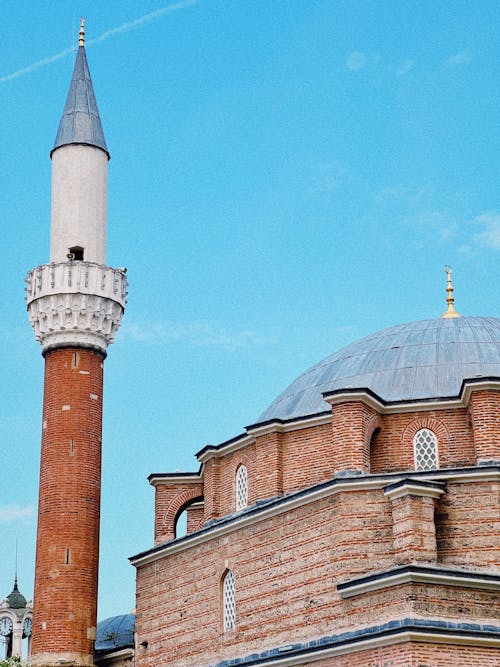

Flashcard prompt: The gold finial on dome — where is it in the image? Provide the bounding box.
[442,265,460,318]
[79,18,86,47]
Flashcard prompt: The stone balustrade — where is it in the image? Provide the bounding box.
[26,261,127,354]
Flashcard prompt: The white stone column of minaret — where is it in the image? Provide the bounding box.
[50,145,108,264]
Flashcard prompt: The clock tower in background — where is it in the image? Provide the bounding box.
[25,21,127,667]
[0,578,32,660]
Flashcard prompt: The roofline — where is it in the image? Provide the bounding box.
[130,465,500,567]
[337,563,500,598]
[323,377,500,413]
[94,647,134,658]
[194,378,500,464]
[196,413,333,463]
[189,619,500,666]
[148,472,201,487]
[50,141,110,160]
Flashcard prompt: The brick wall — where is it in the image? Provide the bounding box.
[468,390,500,464]
[281,423,337,492]
[264,643,500,666]
[371,408,475,473]
[331,401,379,473]
[154,482,203,544]
[199,403,478,526]
[186,503,205,534]
[32,347,104,663]
[389,494,439,564]
[436,480,500,567]
[136,479,499,667]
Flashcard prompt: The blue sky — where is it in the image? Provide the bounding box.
[1,0,499,621]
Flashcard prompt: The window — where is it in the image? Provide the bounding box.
[235,465,248,511]
[68,246,84,260]
[413,428,438,471]
[223,570,236,631]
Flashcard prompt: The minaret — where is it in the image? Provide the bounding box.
[25,21,127,667]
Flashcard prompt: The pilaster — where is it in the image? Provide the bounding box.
[468,389,500,465]
[254,431,283,500]
[330,401,379,475]
[384,478,445,565]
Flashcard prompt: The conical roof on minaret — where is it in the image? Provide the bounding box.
[51,43,109,158]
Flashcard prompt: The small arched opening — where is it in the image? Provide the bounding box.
[173,495,204,539]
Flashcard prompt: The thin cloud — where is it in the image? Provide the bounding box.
[0,504,34,522]
[1,0,199,83]
[437,226,457,242]
[346,51,367,71]
[473,213,500,249]
[397,59,415,77]
[122,321,274,350]
[445,52,471,67]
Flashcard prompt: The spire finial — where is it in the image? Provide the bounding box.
[79,18,86,47]
[442,265,460,318]
[15,537,18,586]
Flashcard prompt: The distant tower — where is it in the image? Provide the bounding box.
[0,578,32,660]
[25,20,127,667]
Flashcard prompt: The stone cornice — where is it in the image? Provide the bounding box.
[384,478,446,501]
[26,262,127,354]
[197,433,255,463]
[247,413,332,438]
[94,647,134,660]
[196,414,332,463]
[148,473,201,487]
[337,564,500,598]
[130,466,500,567]
[196,378,500,463]
[323,379,500,414]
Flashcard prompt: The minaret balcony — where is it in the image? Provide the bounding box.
[25,261,127,354]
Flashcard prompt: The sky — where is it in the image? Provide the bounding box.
[1,0,499,622]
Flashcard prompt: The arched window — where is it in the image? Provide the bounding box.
[413,428,438,471]
[235,465,248,511]
[222,570,236,631]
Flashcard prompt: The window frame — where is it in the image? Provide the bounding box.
[235,464,248,511]
[222,570,236,632]
[413,428,439,471]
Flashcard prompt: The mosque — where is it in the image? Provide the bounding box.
[131,302,500,667]
[2,21,499,667]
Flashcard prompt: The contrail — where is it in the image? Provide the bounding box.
[0,47,75,83]
[0,0,199,83]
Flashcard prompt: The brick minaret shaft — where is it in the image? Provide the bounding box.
[34,348,104,662]
[26,21,127,667]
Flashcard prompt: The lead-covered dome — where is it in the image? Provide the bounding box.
[6,580,26,609]
[95,614,135,652]
[258,316,500,422]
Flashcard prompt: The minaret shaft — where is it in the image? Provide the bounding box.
[31,348,103,666]
[51,145,108,264]
[27,30,126,667]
